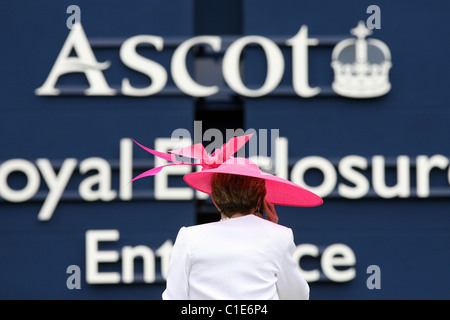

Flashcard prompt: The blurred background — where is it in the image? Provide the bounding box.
[0,0,448,299]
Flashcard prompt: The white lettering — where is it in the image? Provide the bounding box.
[86,230,121,284]
[84,231,358,285]
[120,35,167,96]
[294,243,357,283]
[291,156,337,197]
[154,138,193,200]
[34,23,394,99]
[321,243,356,282]
[85,230,173,284]
[338,155,370,199]
[122,245,155,283]
[416,155,449,197]
[293,243,320,282]
[286,26,321,97]
[79,157,116,202]
[35,23,115,96]
[120,138,133,200]
[2,137,450,220]
[0,159,40,202]
[372,155,410,198]
[275,136,288,179]
[155,240,173,280]
[171,36,221,97]
[37,158,77,221]
[223,36,284,97]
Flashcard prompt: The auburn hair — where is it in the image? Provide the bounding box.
[210,173,266,217]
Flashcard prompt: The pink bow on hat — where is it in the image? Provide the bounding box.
[130,133,254,183]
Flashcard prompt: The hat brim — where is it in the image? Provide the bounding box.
[183,165,323,207]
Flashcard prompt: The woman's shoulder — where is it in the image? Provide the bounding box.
[176,216,294,254]
[248,214,292,232]
[179,215,293,240]
[199,215,292,236]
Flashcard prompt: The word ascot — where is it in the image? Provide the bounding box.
[0,136,449,221]
[36,23,321,98]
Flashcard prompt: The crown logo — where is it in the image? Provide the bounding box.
[331,21,392,98]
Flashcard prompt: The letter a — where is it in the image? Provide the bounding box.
[66,265,81,289]
[366,265,381,289]
[366,5,381,30]
[66,5,81,30]
[35,23,115,96]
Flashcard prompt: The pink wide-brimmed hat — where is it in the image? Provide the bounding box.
[130,133,323,207]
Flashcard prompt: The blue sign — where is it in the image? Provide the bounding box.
[0,0,449,300]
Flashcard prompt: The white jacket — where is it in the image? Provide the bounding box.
[162,214,309,300]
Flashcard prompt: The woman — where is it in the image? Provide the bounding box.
[130,134,323,300]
